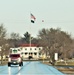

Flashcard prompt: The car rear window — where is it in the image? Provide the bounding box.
[10,54,20,57]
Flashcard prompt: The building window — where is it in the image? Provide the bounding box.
[25,53,27,55]
[34,52,37,55]
[39,48,41,50]
[21,52,23,54]
[31,53,33,55]
[18,49,20,51]
[25,48,27,50]
[30,48,32,50]
[29,53,33,55]
[39,53,41,55]
[35,48,36,50]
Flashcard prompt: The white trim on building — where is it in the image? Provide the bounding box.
[20,47,42,59]
[9,45,43,59]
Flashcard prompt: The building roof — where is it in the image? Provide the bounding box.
[19,44,39,47]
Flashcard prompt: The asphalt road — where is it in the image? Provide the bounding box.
[0,61,65,75]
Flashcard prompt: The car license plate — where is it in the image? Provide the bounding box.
[13,62,16,63]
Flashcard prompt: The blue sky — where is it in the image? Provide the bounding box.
[0,0,74,37]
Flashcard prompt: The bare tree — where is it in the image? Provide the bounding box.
[9,32,21,47]
[0,24,7,64]
[37,28,72,64]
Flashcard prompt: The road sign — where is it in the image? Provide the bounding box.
[54,53,58,60]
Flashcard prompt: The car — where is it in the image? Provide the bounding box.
[8,54,23,67]
[28,56,33,60]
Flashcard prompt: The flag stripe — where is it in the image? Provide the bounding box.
[31,13,36,20]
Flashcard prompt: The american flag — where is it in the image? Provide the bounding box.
[31,13,36,20]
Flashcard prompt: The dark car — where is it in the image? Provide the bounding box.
[28,56,33,60]
[8,54,23,67]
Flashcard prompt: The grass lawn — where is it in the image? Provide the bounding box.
[42,61,74,74]
[0,60,7,66]
[57,67,74,74]
[55,61,74,66]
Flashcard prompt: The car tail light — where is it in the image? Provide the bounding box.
[8,58,11,62]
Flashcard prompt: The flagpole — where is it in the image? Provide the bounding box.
[30,13,31,47]
[30,34,31,47]
[30,13,36,47]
